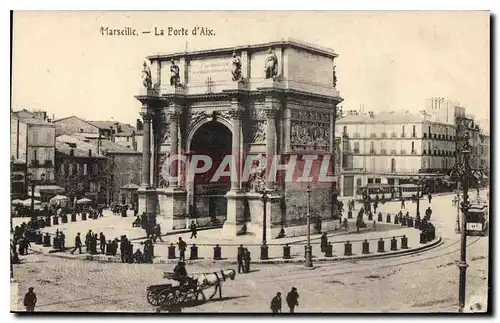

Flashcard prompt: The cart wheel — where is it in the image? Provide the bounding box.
[159,290,176,307]
[147,290,160,306]
[184,290,198,302]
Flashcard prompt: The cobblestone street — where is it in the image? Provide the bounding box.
[11,191,490,313]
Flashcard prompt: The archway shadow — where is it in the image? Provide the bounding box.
[181,295,248,309]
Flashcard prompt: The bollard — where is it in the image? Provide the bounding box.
[213,244,222,260]
[35,232,43,244]
[190,244,198,260]
[168,243,176,259]
[106,242,113,255]
[362,239,370,254]
[390,237,397,251]
[283,244,291,259]
[62,215,68,224]
[82,213,87,221]
[386,214,391,223]
[344,241,352,256]
[39,219,45,229]
[407,218,414,228]
[368,212,373,221]
[53,216,59,225]
[401,235,408,249]
[377,213,383,222]
[420,231,427,244]
[401,216,407,226]
[43,233,51,247]
[260,243,269,260]
[394,215,399,225]
[45,217,51,227]
[71,213,77,222]
[348,210,353,219]
[414,218,421,230]
[377,238,385,252]
[325,243,333,257]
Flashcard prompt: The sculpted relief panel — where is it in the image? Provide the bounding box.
[290,108,330,150]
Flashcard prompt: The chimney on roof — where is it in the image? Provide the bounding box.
[33,110,47,121]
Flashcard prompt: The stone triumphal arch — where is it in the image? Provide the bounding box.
[135,39,343,239]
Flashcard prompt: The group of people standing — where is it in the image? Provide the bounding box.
[236,245,252,274]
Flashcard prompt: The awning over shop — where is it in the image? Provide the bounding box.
[36,185,65,195]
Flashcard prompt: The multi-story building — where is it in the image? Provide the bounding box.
[53,116,143,152]
[336,109,456,197]
[11,109,58,200]
[478,130,490,176]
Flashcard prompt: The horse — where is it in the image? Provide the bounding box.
[194,269,236,300]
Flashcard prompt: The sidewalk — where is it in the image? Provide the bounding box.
[29,221,438,265]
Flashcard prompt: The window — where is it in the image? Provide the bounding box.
[32,130,39,144]
[428,126,431,135]
[401,126,405,137]
[83,164,88,176]
[391,158,396,173]
[411,142,415,153]
[412,125,416,137]
[428,142,431,151]
[356,178,362,187]
[367,178,374,184]
[370,141,375,152]
[354,142,360,153]
[375,178,381,184]
[343,126,347,134]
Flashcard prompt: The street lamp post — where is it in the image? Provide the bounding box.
[455,183,461,233]
[260,189,269,260]
[457,135,471,313]
[304,184,313,268]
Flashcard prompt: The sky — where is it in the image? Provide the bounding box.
[11,11,490,127]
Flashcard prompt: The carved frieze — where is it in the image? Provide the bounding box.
[290,109,330,123]
[252,120,267,143]
[291,120,330,148]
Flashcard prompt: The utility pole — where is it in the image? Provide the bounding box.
[304,184,313,268]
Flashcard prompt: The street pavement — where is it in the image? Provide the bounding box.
[11,189,489,313]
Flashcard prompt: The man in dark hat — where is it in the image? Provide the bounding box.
[71,233,82,254]
[99,232,106,254]
[270,292,282,314]
[237,244,245,274]
[59,231,66,252]
[172,261,188,286]
[286,287,299,313]
[23,287,37,312]
[190,221,198,239]
[243,248,251,273]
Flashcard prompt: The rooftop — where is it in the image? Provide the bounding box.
[56,134,137,157]
[147,38,338,61]
[338,110,431,124]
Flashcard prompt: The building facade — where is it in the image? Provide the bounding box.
[136,39,342,238]
[11,110,57,199]
[336,110,456,197]
[55,135,108,205]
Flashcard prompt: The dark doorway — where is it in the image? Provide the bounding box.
[190,121,232,219]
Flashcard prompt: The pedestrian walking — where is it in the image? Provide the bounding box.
[286,287,299,313]
[23,287,37,312]
[237,244,245,274]
[320,232,327,252]
[178,237,187,261]
[243,248,251,273]
[190,221,197,239]
[59,231,66,252]
[155,224,163,242]
[270,292,282,314]
[401,198,406,209]
[71,233,82,254]
[85,230,92,253]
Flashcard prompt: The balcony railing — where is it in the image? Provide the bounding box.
[390,149,397,155]
[381,132,387,138]
[381,149,387,154]
[370,133,377,138]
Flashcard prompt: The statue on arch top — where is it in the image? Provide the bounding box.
[142,61,152,90]
[170,58,180,87]
[231,51,243,82]
[264,48,278,79]
[333,64,338,88]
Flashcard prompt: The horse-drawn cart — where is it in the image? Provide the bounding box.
[146,273,199,308]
